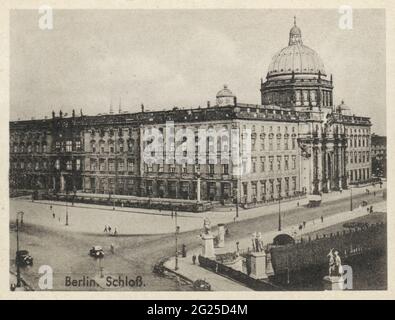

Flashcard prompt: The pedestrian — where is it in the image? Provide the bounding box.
[321,216,324,223]
[114,227,118,236]
[110,243,114,254]
[297,201,299,207]
[299,224,303,231]
[104,225,108,233]
[52,212,55,219]
[192,254,196,265]
[303,221,306,228]
[108,226,112,233]
[370,206,373,214]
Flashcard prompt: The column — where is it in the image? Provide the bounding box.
[197,176,201,202]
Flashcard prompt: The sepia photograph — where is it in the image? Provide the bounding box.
[7,7,387,293]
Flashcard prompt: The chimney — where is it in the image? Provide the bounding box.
[141,104,145,113]
[59,110,63,118]
[207,101,210,108]
[72,109,75,118]
[233,96,237,106]
[118,97,122,114]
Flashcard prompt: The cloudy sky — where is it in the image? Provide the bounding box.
[10,9,386,134]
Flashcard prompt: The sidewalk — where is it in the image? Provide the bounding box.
[163,256,253,291]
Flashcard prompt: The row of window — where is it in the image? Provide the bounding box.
[348,136,370,148]
[11,141,83,153]
[251,155,297,173]
[251,135,297,151]
[243,176,298,199]
[11,159,82,171]
[347,151,370,164]
[349,168,370,181]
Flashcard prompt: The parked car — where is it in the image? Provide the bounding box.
[16,250,33,267]
[89,246,104,258]
[193,279,211,291]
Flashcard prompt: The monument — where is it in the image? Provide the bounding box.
[217,224,225,248]
[247,232,268,280]
[323,248,346,290]
[201,217,215,258]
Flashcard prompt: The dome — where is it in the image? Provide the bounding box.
[267,18,326,77]
[216,85,235,98]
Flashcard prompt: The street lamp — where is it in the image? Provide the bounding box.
[65,191,69,226]
[15,211,24,288]
[174,210,180,271]
[278,196,282,231]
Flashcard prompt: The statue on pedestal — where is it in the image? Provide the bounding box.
[328,248,343,277]
[203,217,211,235]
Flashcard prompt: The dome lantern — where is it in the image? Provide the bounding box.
[216,85,236,107]
[289,16,302,45]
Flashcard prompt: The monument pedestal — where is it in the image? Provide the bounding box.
[201,233,215,259]
[217,224,225,248]
[323,276,346,291]
[248,251,268,280]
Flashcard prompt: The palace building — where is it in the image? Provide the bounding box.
[9,20,372,204]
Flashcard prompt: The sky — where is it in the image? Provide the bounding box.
[10,9,386,135]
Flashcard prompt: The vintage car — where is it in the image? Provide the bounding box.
[89,246,104,258]
[307,194,322,208]
[193,279,211,291]
[16,250,33,267]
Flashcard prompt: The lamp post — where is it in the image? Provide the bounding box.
[350,187,353,211]
[15,211,24,288]
[65,192,69,226]
[174,210,179,271]
[278,196,282,231]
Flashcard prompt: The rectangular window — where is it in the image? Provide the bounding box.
[292,155,296,170]
[108,160,115,171]
[90,159,97,171]
[66,160,72,170]
[100,159,106,171]
[277,156,282,171]
[118,160,124,171]
[209,164,215,175]
[222,164,229,175]
[75,141,81,151]
[76,159,81,170]
[284,156,289,171]
[260,156,265,172]
[66,140,72,152]
[127,159,134,172]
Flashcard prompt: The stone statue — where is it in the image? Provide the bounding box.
[328,248,343,277]
[203,217,211,235]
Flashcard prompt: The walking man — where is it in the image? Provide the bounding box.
[104,225,108,233]
[192,254,196,265]
[321,215,324,223]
